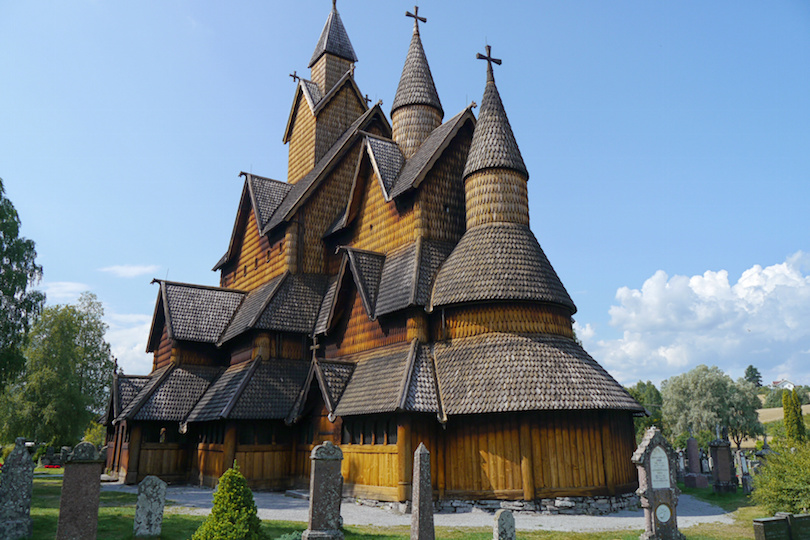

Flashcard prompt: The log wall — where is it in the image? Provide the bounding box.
[153,325,172,371]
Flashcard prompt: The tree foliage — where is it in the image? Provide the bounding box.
[0,179,45,390]
[192,464,267,540]
[661,365,763,447]
[744,365,762,387]
[765,387,810,408]
[784,388,807,444]
[753,442,810,514]
[0,293,114,445]
[627,380,664,441]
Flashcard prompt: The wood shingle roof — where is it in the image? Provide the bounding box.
[308,3,357,68]
[391,20,443,117]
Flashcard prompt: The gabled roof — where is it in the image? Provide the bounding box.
[218,275,287,345]
[314,274,340,336]
[434,333,645,416]
[308,2,357,68]
[186,357,310,423]
[282,71,368,144]
[147,281,246,351]
[375,237,454,318]
[463,59,528,180]
[213,174,291,272]
[316,359,355,412]
[269,104,390,235]
[365,135,404,200]
[430,223,576,314]
[105,373,150,425]
[333,339,425,417]
[389,107,475,199]
[117,364,222,423]
[342,247,385,319]
[391,18,442,117]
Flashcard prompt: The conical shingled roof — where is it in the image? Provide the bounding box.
[430,223,576,314]
[462,58,527,180]
[308,2,358,68]
[390,20,443,117]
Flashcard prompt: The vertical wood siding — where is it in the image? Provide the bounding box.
[435,304,574,341]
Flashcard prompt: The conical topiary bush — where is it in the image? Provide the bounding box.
[192,463,267,540]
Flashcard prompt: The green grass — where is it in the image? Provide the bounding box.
[28,477,773,540]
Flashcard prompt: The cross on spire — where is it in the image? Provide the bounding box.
[289,70,300,83]
[406,6,426,33]
[476,44,502,82]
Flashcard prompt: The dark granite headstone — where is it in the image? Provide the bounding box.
[709,437,736,494]
[632,427,685,540]
[753,516,790,540]
[0,437,35,539]
[302,441,343,540]
[686,437,700,474]
[56,442,104,540]
[411,443,434,540]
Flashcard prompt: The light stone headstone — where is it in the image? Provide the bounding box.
[56,442,104,540]
[411,443,434,540]
[303,441,344,540]
[0,437,35,539]
[632,427,685,540]
[493,509,515,540]
[133,475,167,538]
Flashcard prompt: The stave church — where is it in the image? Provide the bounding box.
[103,2,644,504]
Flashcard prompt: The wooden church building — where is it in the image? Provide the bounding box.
[105,3,644,503]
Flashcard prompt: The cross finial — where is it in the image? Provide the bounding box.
[332,0,337,10]
[405,6,426,33]
[289,70,300,83]
[476,44,502,83]
[364,94,371,105]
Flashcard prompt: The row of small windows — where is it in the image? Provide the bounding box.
[341,418,397,445]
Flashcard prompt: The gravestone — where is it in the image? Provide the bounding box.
[133,475,167,538]
[0,437,35,539]
[56,442,105,540]
[676,450,686,482]
[709,433,736,494]
[302,441,343,540]
[411,443,434,540]
[493,509,515,540]
[632,427,685,540]
[683,437,709,489]
[753,516,790,540]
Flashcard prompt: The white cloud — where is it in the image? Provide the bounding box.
[583,251,810,387]
[105,312,153,375]
[99,265,160,278]
[42,281,89,303]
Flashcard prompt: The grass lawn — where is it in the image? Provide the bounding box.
[28,476,770,540]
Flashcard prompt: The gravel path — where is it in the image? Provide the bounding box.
[102,483,735,532]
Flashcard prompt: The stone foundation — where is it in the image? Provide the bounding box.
[345,492,640,516]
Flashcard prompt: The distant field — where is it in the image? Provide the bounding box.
[757,404,810,424]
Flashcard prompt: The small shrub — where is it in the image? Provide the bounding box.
[753,442,810,514]
[192,463,266,540]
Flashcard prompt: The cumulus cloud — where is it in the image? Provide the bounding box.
[105,312,153,375]
[99,265,160,278]
[42,281,89,303]
[584,252,810,387]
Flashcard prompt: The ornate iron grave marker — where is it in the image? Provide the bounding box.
[632,427,685,540]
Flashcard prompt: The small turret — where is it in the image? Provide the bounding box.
[309,0,357,94]
[462,46,529,229]
[391,6,443,159]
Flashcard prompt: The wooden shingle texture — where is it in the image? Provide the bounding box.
[186,360,254,423]
[308,3,357,67]
[434,333,645,416]
[255,273,330,334]
[390,23,442,117]
[163,282,245,343]
[131,365,222,422]
[219,275,285,345]
[229,359,310,419]
[430,223,575,313]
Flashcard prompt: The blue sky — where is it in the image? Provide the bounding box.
[2,1,809,387]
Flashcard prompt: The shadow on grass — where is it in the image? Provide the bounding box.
[677,482,753,513]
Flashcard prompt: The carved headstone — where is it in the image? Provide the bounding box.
[709,435,736,494]
[0,437,35,539]
[686,437,700,474]
[133,475,167,538]
[303,441,343,540]
[493,509,515,540]
[632,427,685,540]
[56,442,104,540]
[411,443,434,540]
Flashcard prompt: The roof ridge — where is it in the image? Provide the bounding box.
[152,279,246,295]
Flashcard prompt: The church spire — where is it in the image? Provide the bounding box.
[390,6,443,158]
[308,1,358,93]
[462,45,527,181]
[462,45,530,229]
